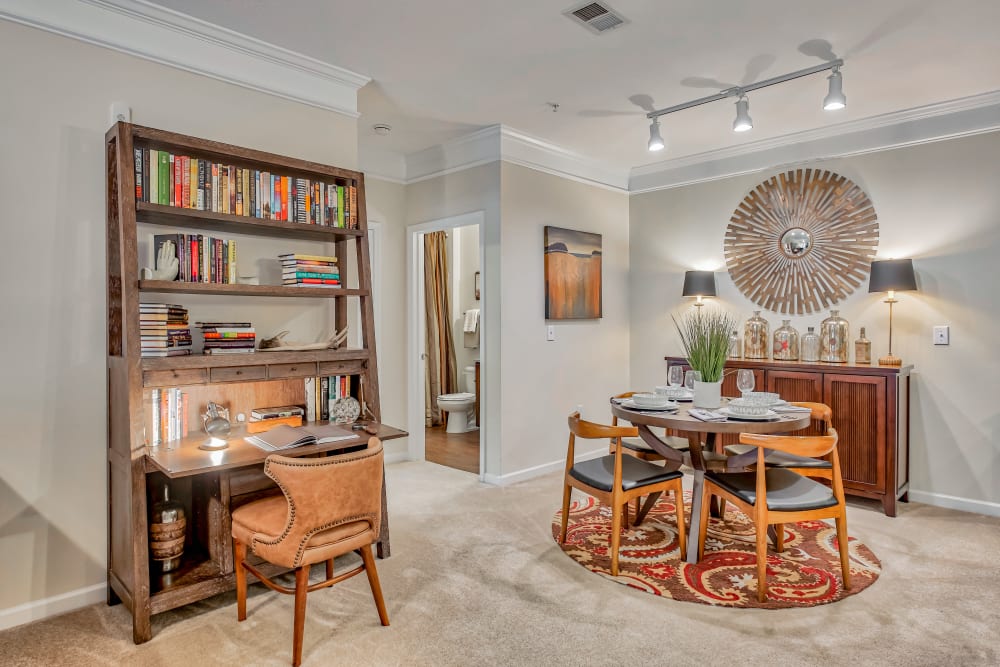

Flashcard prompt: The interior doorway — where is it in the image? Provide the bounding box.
[407,212,485,477]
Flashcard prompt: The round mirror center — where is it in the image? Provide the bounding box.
[780,227,813,258]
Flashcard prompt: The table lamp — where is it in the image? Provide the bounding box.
[682,270,717,308]
[868,259,917,366]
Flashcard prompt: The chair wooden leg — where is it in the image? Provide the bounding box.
[610,500,623,577]
[292,566,310,667]
[697,487,711,561]
[622,501,631,529]
[718,498,727,520]
[234,540,247,622]
[756,523,769,603]
[559,484,572,544]
[673,486,686,557]
[835,514,852,590]
[325,558,334,580]
[359,544,390,626]
[775,523,785,552]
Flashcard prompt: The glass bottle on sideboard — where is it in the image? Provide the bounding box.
[855,326,872,364]
[801,326,821,362]
[773,320,800,361]
[744,311,770,359]
[820,309,850,363]
[728,330,742,360]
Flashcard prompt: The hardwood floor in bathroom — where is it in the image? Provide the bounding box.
[425,426,479,474]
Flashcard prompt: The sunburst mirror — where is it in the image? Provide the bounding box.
[724,169,879,315]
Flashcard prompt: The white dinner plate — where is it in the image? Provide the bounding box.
[718,407,779,421]
[621,399,679,411]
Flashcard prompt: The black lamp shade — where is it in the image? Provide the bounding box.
[868,259,917,293]
[682,270,717,298]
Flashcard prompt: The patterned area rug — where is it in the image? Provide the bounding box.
[552,494,881,609]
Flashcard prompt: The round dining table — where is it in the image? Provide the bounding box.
[610,397,811,564]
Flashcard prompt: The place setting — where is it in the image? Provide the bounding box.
[614,391,679,414]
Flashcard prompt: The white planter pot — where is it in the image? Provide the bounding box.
[692,380,723,409]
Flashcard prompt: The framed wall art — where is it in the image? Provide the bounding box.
[544,226,602,319]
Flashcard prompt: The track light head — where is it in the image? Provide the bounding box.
[648,118,665,152]
[824,67,846,110]
[732,95,753,132]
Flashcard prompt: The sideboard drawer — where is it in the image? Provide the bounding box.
[143,368,208,387]
[318,360,366,376]
[268,362,318,379]
[209,365,266,383]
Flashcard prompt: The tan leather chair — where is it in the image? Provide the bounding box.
[232,438,389,666]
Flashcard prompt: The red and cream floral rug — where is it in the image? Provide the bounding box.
[552,494,881,609]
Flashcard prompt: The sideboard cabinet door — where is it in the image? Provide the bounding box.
[824,373,887,494]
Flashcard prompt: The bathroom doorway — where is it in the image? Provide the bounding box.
[407,212,485,477]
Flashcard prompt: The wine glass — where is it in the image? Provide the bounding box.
[736,369,755,398]
[668,365,684,388]
[684,370,701,392]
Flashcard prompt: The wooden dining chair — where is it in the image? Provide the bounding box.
[231,438,389,666]
[560,411,686,576]
[697,429,851,602]
[725,402,835,481]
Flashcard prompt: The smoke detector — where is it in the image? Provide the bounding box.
[372,123,392,136]
[564,2,628,34]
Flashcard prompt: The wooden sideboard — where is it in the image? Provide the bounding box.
[665,356,911,516]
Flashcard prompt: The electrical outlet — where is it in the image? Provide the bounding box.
[109,101,131,125]
[547,325,556,341]
[933,325,950,345]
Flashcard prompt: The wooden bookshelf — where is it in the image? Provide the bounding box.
[106,122,402,644]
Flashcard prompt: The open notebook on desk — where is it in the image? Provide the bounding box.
[245,423,355,452]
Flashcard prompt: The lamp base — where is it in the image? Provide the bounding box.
[878,354,903,367]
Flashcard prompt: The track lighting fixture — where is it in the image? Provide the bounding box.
[648,118,665,152]
[644,58,846,152]
[732,95,753,132]
[823,66,846,110]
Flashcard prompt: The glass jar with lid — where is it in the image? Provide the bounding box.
[744,311,770,359]
[801,326,821,362]
[773,320,800,361]
[820,309,850,363]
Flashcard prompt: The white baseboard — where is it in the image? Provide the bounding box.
[907,489,1000,518]
[0,582,106,632]
[482,446,607,486]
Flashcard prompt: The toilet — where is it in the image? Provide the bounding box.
[437,366,477,433]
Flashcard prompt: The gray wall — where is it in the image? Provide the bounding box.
[629,131,1000,511]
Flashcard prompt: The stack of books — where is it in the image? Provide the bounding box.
[279,253,340,287]
[152,233,237,284]
[140,304,192,357]
[148,387,188,445]
[134,148,359,228]
[198,322,256,354]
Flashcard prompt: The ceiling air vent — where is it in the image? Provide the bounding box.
[564,1,628,34]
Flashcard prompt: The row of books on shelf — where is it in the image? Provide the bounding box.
[148,387,188,445]
[305,375,354,423]
[198,322,256,355]
[153,234,237,284]
[280,253,340,287]
[134,148,359,228]
[141,304,192,358]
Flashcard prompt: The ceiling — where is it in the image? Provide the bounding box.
[151,0,1000,172]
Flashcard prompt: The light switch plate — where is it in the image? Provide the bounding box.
[546,325,556,341]
[933,325,950,345]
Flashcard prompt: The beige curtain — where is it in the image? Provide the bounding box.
[424,231,458,427]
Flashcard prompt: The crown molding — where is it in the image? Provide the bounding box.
[629,90,1000,193]
[402,124,629,191]
[359,147,407,184]
[0,0,370,117]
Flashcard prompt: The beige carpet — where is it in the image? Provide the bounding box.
[2,461,999,666]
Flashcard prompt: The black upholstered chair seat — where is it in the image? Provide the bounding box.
[622,437,689,454]
[570,455,683,492]
[704,468,838,511]
[724,444,833,469]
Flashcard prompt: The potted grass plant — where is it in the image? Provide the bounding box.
[672,309,740,408]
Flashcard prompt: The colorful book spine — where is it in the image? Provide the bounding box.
[134,148,143,201]
[149,149,158,205]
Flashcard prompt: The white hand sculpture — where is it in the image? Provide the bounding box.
[152,240,179,280]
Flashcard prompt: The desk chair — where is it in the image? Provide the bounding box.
[231,438,389,666]
[560,412,686,576]
[697,429,851,602]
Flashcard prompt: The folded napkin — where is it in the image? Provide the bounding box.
[689,409,727,422]
[774,405,812,413]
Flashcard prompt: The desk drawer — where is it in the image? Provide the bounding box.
[268,362,318,379]
[209,365,266,383]
[318,360,365,376]
[143,368,208,387]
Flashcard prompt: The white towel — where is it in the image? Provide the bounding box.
[463,309,480,333]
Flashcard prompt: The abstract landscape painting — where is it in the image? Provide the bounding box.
[544,226,602,319]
